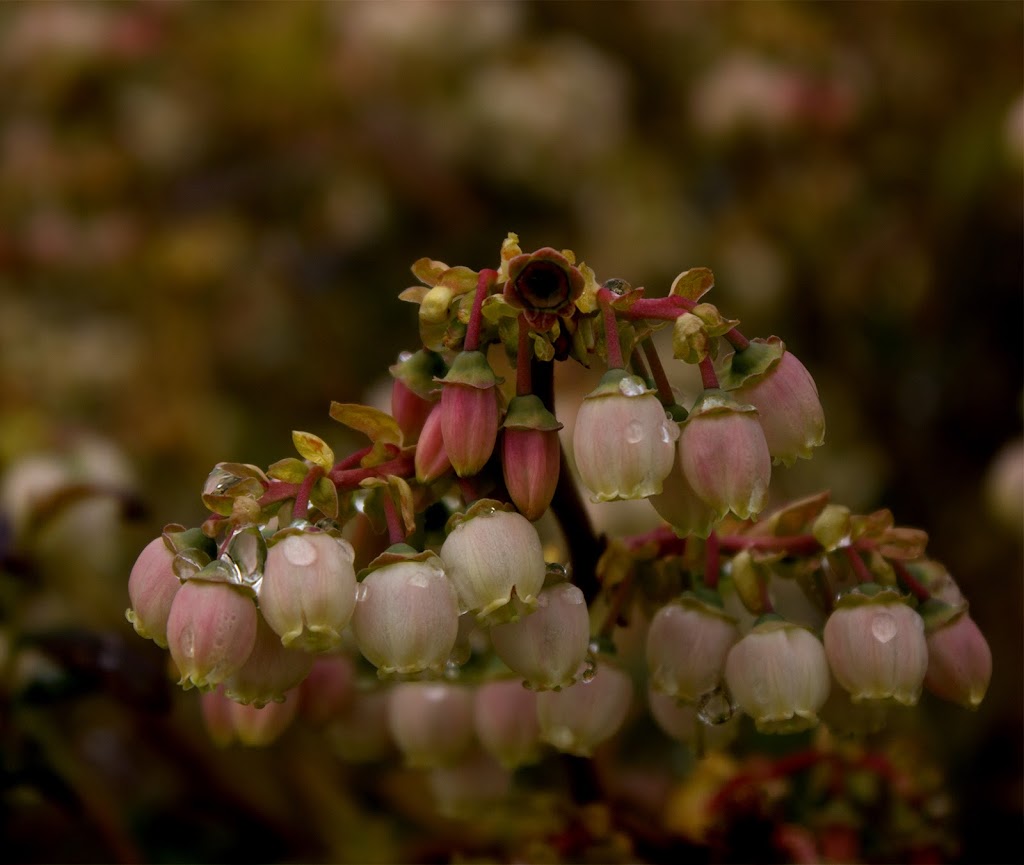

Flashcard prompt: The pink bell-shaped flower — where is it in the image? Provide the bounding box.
[490,582,590,690]
[126,535,181,648]
[725,337,825,467]
[678,389,771,521]
[387,681,476,768]
[501,394,562,521]
[223,613,314,707]
[414,401,453,484]
[724,617,830,733]
[649,456,718,539]
[351,546,459,677]
[439,500,546,622]
[572,369,678,502]
[473,678,543,769]
[439,350,501,477]
[166,578,258,691]
[647,686,740,750]
[298,652,357,726]
[536,662,633,756]
[259,529,357,652]
[390,349,445,444]
[646,594,740,702]
[823,587,928,707]
[922,605,991,709]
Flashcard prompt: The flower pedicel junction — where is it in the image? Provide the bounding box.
[126,233,991,841]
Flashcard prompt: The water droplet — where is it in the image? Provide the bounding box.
[354,583,368,603]
[871,612,898,643]
[618,376,646,398]
[697,687,735,725]
[179,625,196,660]
[625,421,644,444]
[408,573,430,589]
[282,535,317,567]
[660,420,680,444]
[579,666,596,684]
[444,659,462,679]
[398,350,414,363]
[545,562,568,580]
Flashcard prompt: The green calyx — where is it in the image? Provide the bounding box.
[686,388,757,419]
[437,349,501,390]
[502,394,563,432]
[162,524,216,559]
[443,497,516,534]
[677,588,737,623]
[585,367,652,400]
[717,336,786,391]
[390,349,447,399]
[917,597,969,631]
[357,544,441,581]
[833,583,914,608]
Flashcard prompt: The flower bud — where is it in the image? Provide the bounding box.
[923,610,991,709]
[646,595,740,702]
[259,530,357,652]
[473,679,543,768]
[387,681,475,768]
[501,394,562,521]
[572,370,677,502]
[414,402,452,484]
[439,501,546,622]
[537,662,633,756]
[126,536,181,648]
[298,652,357,726]
[728,338,825,467]
[647,686,740,750]
[166,579,258,691]
[391,378,435,444]
[490,582,590,690]
[223,613,314,707]
[351,549,459,676]
[390,349,446,444]
[823,588,928,706]
[439,350,500,477]
[678,390,771,521]
[724,618,830,733]
[229,693,299,747]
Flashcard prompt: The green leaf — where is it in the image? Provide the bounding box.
[691,302,740,338]
[292,431,335,470]
[267,457,310,483]
[812,504,852,552]
[309,476,339,520]
[672,312,710,364]
[669,267,715,301]
[438,265,479,294]
[398,286,428,304]
[328,402,404,465]
[411,257,449,286]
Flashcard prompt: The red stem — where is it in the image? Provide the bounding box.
[382,493,405,545]
[463,269,497,352]
[724,327,750,351]
[641,338,676,407]
[516,313,532,396]
[891,559,932,602]
[598,288,625,369]
[334,445,373,472]
[698,355,720,390]
[842,545,875,584]
[293,465,324,517]
[328,452,415,488]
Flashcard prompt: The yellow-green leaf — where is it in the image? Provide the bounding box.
[309,476,339,519]
[267,457,310,483]
[328,402,403,465]
[292,431,334,470]
[399,286,429,304]
[411,257,448,286]
[672,312,709,364]
[669,267,715,301]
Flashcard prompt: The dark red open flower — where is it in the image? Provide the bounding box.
[504,247,585,331]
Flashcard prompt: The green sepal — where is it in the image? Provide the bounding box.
[161,524,216,559]
[669,266,715,302]
[444,497,515,535]
[309,476,339,520]
[750,612,789,629]
[812,504,852,552]
[584,367,652,400]
[717,336,786,391]
[410,257,449,287]
[691,302,739,338]
[917,597,969,632]
[201,462,269,516]
[730,548,768,615]
[502,394,563,432]
[673,312,713,365]
[833,583,914,608]
[761,490,831,537]
[357,544,441,582]
[267,457,310,484]
[328,402,404,466]
[677,588,737,623]
[686,388,757,419]
[172,547,211,582]
[437,350,501,390]
[389,349,447,400]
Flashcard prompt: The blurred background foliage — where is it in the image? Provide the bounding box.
[0,1,1020,863]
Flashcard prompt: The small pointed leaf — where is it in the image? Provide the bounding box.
[669,267,715,302]
[267,457,310,483]
[292,431,335,470]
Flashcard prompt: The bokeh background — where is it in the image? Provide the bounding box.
[0,2,1020,863]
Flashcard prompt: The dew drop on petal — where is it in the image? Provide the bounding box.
[545,562,568,580]
[398,351,414,363]
[408,573,430,589]
[625,421,644,444]
[618,376,646,397]
[354,583,368,603]
[579,666,596,684]
[697,687,735,726]
[282,535,317,567]
[871,612,898,643]
[660,421,680,444]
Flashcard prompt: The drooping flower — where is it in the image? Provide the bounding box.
[500,394,562,521]
[223,613,314,707]
[473,679,543,769]
[572,369,678,502]
[504,246,585,332]
[414,401,453,484]
[438,350,501,477]
[536,662,633,757]
[126,535,181,648]
[387,681,476,768]
[823,586,928,706]
[921,604,991,709]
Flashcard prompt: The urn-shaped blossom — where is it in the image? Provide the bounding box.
[414,402,452,484]
[490,582,590,690]
[503,246,585,331]
[646,594,740,702]
[166,579,258,691]
[439,350,501,477]
[823,587,928,706]
[724,617,830,733]
[647,686,740,750]
[536,662,633,756]
[501,394,562,521]
[649,456,718,540]
[223,613,314,707]
[474,678,543,768]
[726,337,825,467]
[922,605,992,709]
[439,501,546,622]
[201,688,300,748]
[678,389,771,521]
[260,530,357,652]
[572,369,677,502]
[387,682,476,768]
[126,535,182,648]
[298,652,357,726]
[351,547,460,676]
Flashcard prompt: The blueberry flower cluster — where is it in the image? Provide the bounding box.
[126,233,990,800]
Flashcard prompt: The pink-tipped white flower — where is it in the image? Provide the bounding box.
[351,548,459,676]
[166,579,258,691]
[536,662,633,756]
[572,369,678,502]
[490,582,590,690]
[649,457,718,539]
[646,595,740,702]
[298,652,357,726]
[647,686,740,750]
[923,609,991,709]
[724,618,830,733]
[678,389,771,521]
[474,679,543,768]
[387,682,475,768]
[259,530,357,652]
[501,394,562,521]
[823,588,928,706]
[729,338,825,467]
[439,501,546,622]
[126,536,181,648]
[223,613,314,707]
[439,350,501,477]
